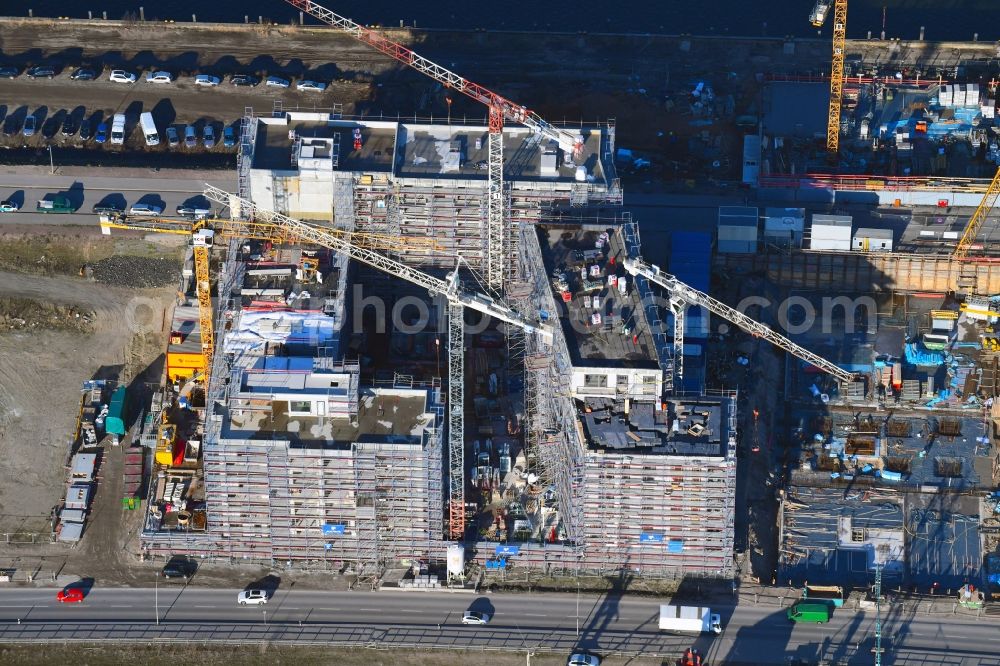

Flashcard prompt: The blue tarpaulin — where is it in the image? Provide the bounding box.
[904,343,945,366]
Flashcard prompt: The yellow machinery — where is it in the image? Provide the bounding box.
[100,214,442,385]
[155,422,178,466]
[953,166,1000,260]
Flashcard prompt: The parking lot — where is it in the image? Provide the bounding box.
[0,64,370,155]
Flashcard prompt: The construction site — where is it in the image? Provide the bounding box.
[75,0,998,595]
[4,3,1000,623]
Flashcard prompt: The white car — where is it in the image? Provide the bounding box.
[128,203,163,216]
[146,71,173,83]
[461,610,490,625]
[567,655,601,666]
[194,74,221,87]
[265,76,290,88]
[296,80,327,92]
[237,589,269,606]
[109,70,137,84]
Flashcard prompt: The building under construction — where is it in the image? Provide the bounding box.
[137,109,738,580]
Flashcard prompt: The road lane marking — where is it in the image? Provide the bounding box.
[358,608,380,611]
[522,613,548,617]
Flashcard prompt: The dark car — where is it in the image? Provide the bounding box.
[60,115,77,137]
[230,74,259,87]
[0,67,18,79]
[92,201,125,215]
[69,68,96,81]
[26,66,56,79]
[79,120,93,141]
[161,557,196,580]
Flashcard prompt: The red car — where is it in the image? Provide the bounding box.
[56,587,85,603]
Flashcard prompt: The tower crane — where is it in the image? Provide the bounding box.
[282,0,582,293]
[953,165,1000,260]
[202,185,554,541]
[98,214,445,386]
[810,0,848,156]
[622,258,856,385]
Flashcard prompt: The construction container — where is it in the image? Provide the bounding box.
[105,386,127,436]
[763,207,805,249]
[810,214,852,251]
[717,206,759,254]
[742,135,761,187]
[852,227,893,252]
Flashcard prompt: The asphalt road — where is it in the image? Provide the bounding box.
[0,587,996,665]
[0,172,234,225]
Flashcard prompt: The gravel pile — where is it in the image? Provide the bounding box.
[91,256,181,289]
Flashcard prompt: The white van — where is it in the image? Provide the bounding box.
[139,112,159,146]
[110,113,126,145]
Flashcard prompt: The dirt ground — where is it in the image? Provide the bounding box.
[0,228,179,538]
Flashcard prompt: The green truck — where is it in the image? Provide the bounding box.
[36,196,75,213]
[787,602,832,624]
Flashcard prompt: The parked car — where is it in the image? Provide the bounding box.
[79,121,93,142]
[203,125,216,149]
[177,205,211,219]
[128,203,163,216]
[92,202,125,215]
[296,80,327,92]
[26,66,56,79]
[145,71,173,84]
[461,611,490,625]
[108,69,136,84]
[237,589,268,606]
[36,196,75,213]
[94,122,108,144]
[60,115,77,137]
[223,126,236,148]
[0,200,19,213]
[161,556,196,580]
[194,74,221,87]
[230,74,259,87]
[56,587,85,603]
[265,76,290,88]
[567,654,601,666]
[22,115,36,137]
[165,126,179,147]
[183,125,197,149]
[0,67,19,79]
[69,68,96,81]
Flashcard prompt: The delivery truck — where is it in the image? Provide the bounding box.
[787,601,832,623]
[658,605,722,634]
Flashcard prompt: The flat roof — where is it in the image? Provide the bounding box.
[582,396,732,457]
[396,124,603,183]
[812,214,853,226]
[222,387,435,446]
[718,206,759,226]
[537,226,659,367]
[855,227,893,239]
[253,118,396,173]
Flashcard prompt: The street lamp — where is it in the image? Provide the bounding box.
[48,145,54,175]
[154,572,159,625]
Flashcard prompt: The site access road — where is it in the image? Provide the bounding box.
[0,588,995,665]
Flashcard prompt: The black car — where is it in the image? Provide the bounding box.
[60,116,76,137]
[0,67,18,79]
[26,66,56,79]
[230,74,259,87]
[160,557,196,580]
[79,121,92,141]
[69,68,96,81]
[92,202,125,215]
[2,118,18,136]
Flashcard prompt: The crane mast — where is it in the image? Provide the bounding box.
[623,258,856,385]
[201,185,554,340]
[825,0,848,155]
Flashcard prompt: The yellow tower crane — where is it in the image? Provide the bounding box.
[810,1,848,156]
[953,166,1000,260]
[99,214,442,385]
